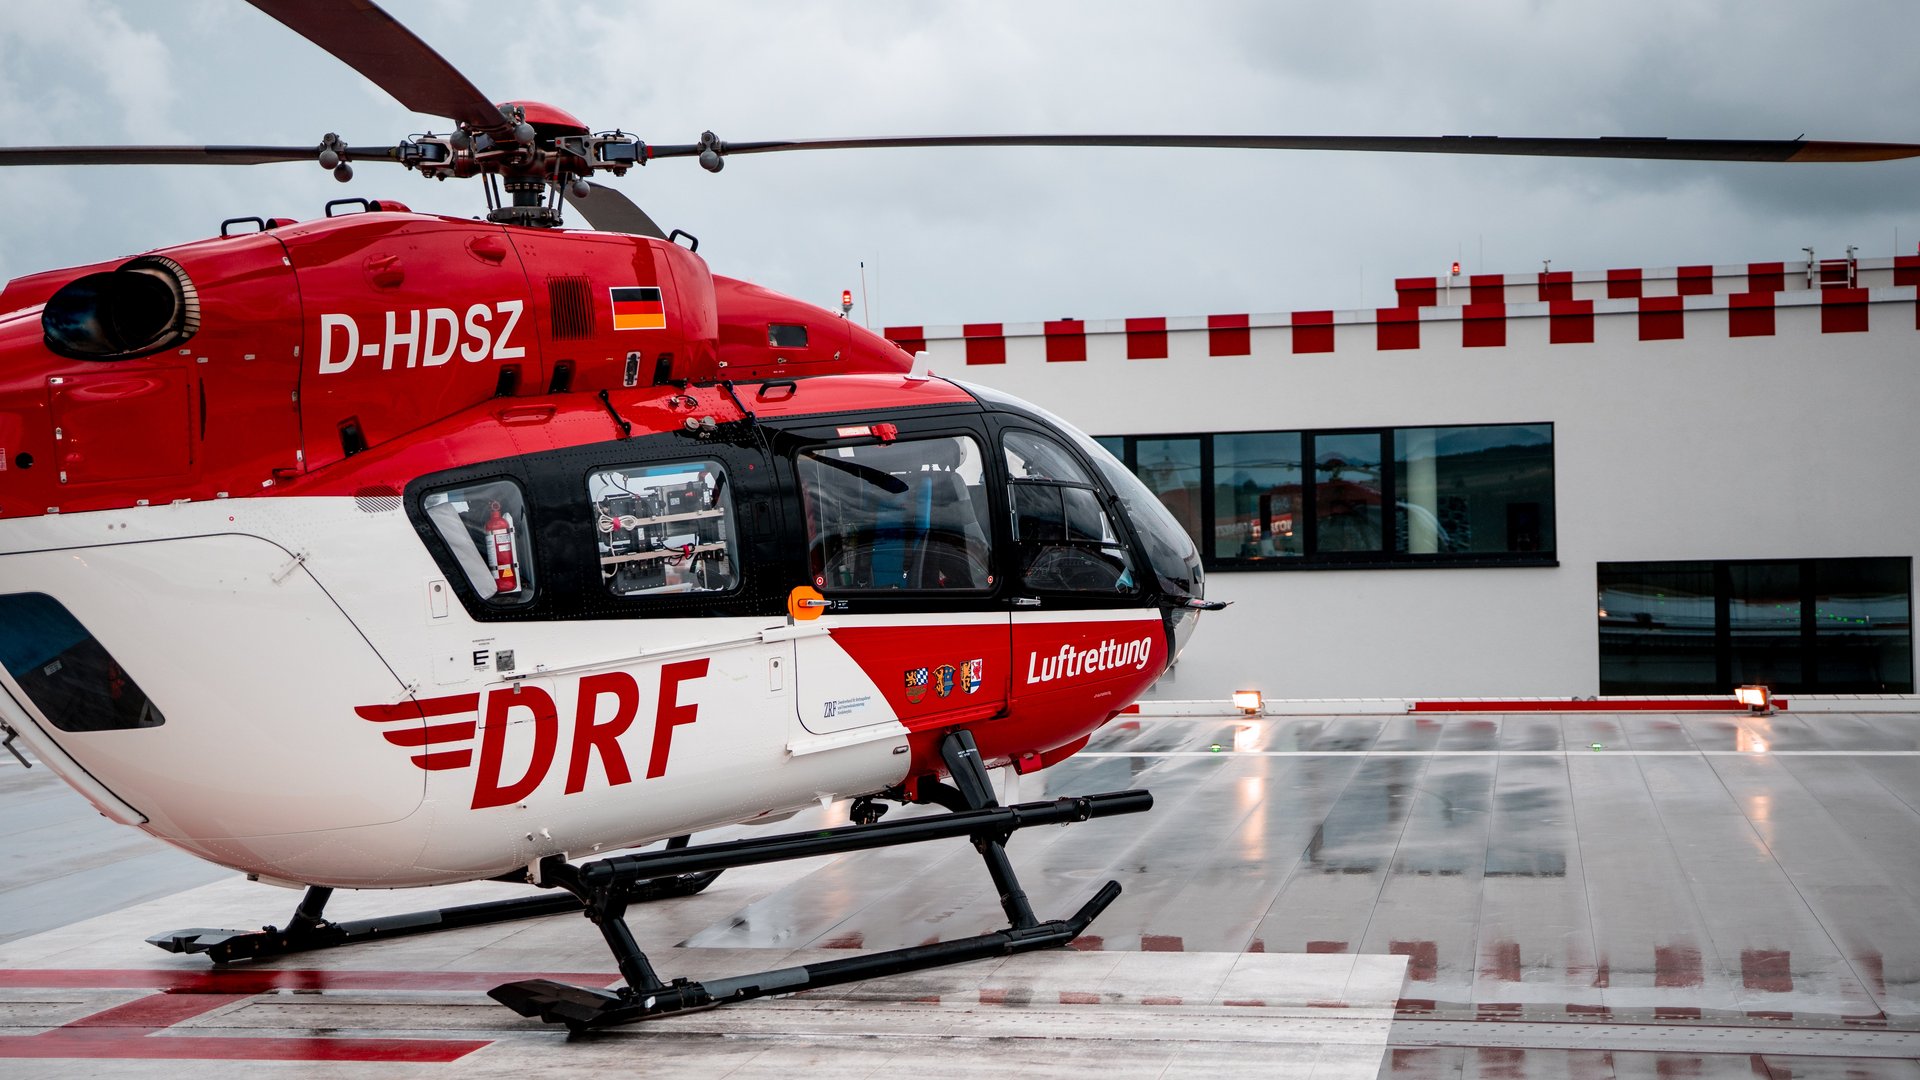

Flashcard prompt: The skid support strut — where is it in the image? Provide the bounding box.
[492,732,1151,1031]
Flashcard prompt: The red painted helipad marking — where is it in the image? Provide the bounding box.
[1411,699,1788,713]
[0,968,613,992]
[5,1031,489,1063]
[0,969,617,1063]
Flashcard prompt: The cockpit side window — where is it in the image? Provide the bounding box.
[1004,430,1136,595]
[589,461,739,597]
[422,478,537,606]
[797,434,992,592]
[0,593,165,732]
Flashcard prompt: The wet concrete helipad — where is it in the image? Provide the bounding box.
[4,704,1920,1077]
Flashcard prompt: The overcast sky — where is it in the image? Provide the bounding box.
[3,1,1918,327]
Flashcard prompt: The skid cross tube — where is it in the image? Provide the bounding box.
[579,790,1150,887]
[494,781,1153,1030]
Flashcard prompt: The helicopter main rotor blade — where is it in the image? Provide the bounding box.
[651,133,1920,165]
[243,0,507,134]
[0,145,399,167]
[563,181,667,239]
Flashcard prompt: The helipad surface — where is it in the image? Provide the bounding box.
[4,705,1920,1077]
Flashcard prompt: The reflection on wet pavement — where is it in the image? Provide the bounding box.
[684,708,1920,1074]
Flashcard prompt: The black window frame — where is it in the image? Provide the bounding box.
[1100,422,1558,571]
[405,433,789,623]
[1598,556,1914,694]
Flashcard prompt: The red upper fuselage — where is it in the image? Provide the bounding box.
[0,208,913,519]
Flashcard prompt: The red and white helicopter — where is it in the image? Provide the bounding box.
[0,0,1913,1033]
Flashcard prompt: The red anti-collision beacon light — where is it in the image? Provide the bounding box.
[840,289,854,315]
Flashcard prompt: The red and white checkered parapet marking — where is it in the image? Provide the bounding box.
[884,255,1920,362]
[1392,255,1920,306]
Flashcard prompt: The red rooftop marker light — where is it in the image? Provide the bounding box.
[1450,261,1462,277]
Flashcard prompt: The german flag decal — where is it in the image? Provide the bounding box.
[610,286,666,330]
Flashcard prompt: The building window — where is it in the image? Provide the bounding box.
[1314,432,1384,555]
[1133,437,1204,552]
[1103,423,1554,570]
[589,461,738,597]
[1215,432,1303,560]
[1598,557,1913,694]
[1394,425,1553,555]
[421,479,537,605]
[798,434,992,592]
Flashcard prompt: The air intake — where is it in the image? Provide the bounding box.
[42,256,199,361]
[547,276,595,340]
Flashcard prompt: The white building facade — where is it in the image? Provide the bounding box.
[887,255,1920,701]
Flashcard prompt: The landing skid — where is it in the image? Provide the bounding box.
[491,731,1152,1031]
[146,730,1152,1031]
[147,835,719,965]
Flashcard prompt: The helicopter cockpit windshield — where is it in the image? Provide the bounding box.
[960,381,1210,658]
[963,385,1202,596]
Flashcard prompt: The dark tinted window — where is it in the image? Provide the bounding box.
[0,593,165,732]
[1597,562,1717,694]
[1313,433,1384,555]
[1101,423,1555,570]
[1216,432,1303,560]
[1394,425,1553,555]
[768,323,808,348]
[1599,557,1912,694]
[1815,558,1914,690]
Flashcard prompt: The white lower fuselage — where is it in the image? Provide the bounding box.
[0,497,1163,887]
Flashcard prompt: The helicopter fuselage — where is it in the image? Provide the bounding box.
[0,209,1206,889]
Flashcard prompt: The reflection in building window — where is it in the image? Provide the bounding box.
[590,462,738,597]
[1598,557,1912,693]
[1314,433,1384,554]
[1101,423,1555,570]
[1134,437,1204,552]
[1394,425,1553,555]
[799,435,991,591]
[422,479,536,605]
[0,593,165,732]
[1216,432,1303,560]
[1005,430,1135,594]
